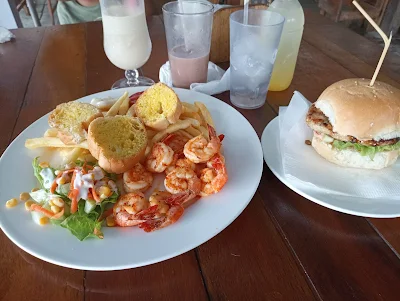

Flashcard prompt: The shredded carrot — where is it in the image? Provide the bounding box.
[70,171,76,191]
[52,208,65,220]
[69,189,79,214]
[99,208,113,222]
[93,228,104,239]
[30,204,54,218]
[91,188,101,203]
[50,181,58,194]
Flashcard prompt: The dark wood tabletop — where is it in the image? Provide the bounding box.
[1,9,400,301]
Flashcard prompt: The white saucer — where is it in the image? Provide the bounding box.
[262,117,400,218]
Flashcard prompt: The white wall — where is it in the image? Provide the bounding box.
[0,0,22,29]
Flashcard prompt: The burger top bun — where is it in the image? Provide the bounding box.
[315,78,400,141]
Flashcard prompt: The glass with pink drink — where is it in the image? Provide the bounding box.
[163,1,213,89]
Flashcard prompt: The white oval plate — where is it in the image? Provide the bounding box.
[0,87,263,270]
[262,117,400,218]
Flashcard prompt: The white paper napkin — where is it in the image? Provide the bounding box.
[280,92,400,200]
[0,27,15,43]
[159,61,230,95]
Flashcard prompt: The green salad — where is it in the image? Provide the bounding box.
[28,157,119,240]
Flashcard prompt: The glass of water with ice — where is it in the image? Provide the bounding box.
[230,9,284,109]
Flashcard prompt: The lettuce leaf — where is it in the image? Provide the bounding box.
[32,157,44,189]
[100,192,118,215]
[60,201,103,241]
[333,140,400,159]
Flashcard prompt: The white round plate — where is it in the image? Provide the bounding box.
[262,117,400,218]
[0,87,263,270]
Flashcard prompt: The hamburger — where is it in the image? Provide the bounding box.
[306,78,400,169]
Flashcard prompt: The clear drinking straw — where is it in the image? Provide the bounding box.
[178,0,189,51]
[243,0,249,25]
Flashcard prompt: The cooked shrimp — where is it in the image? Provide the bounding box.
[139,191,194,232]
[199,153,228,196]
[113,192,155,227]
[140,205,184,232]
[164,167,201,195]
[163,133,190,155]
[149,190,172,214]
[183,124,221,163]
[165,157,196,175]
[123,163,153,193]
[145,142,175,173]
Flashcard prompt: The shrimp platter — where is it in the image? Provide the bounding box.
[113,124,228,232]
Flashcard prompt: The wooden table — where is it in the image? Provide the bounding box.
[1,10,400,301]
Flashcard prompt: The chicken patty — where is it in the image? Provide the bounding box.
[306,104,399,147]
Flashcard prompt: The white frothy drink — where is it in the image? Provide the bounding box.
[102,6,152,71]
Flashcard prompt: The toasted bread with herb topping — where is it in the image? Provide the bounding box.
[87,116,148,174]
[135,83,182,131]
[48,101,102,145]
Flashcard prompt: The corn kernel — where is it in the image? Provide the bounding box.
[106,216,116,227]
[20,192,30,201]
[31,188,39,192]
[39,217,49,225]
[52,198,64,207]
[99,186,111,197]
[51,205,61,214]
[39,162,49,168]
[48,199,54,206]
[58,177,66,185]
[6,198,18,208]
[123,205,134,214]
[25,201,34,211]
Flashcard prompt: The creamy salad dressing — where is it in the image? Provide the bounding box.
[56,171,71,185]
[73,171,94,201]
[92,166,104,181]
[40,168,55,189]
[108,180,118,194]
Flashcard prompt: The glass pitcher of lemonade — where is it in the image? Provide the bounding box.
[268,0,304,91]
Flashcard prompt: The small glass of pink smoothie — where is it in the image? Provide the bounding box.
[163,1,214,89]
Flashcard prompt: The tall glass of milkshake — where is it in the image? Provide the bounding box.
[163,1,213,89]
[100,0,154,89]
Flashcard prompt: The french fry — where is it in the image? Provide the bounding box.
[105,92,128,117]
[145,145,151,157]
[181,111,203,124]
[181,117,201,128]
[151,119,193,144]
[197,125,209,139]
[90,97,117,111]
[178,130,193,139]
[118,93,130,115]
[146,129,157,139]
[25,137,89,150]
[126,105,136,117]
[195,101,214,127]
[44,128,58,137]
[182,102,199,113]
[185,126,201,137]
[60,148,85,165]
